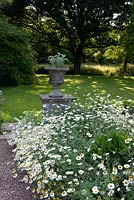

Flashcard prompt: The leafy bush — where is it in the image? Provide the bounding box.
[0,17,35,86]
[8,95,134,200]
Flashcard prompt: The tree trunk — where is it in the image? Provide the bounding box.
[73,46,83,74]
[122,57,128,74]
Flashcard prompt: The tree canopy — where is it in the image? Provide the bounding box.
[2,0,131,73]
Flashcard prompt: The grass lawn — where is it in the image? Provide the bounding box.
[1,75,134,121]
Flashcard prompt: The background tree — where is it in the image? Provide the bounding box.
[29,17,67,63]
[84,30,124,64]
[103,30,124,64]
[1,2,67,63]
[0,17,35,86]
[122,2,134,73]
[2,0,131,73]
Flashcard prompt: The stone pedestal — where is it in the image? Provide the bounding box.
[40,94,75,118]
[40,67,75,120]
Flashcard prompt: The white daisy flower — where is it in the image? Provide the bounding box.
[76,156,81,160]
[108,189,114,196]
[61,191,67,197]
[81,189,86,195]
[123,179,129,187]
[78,170,84,175]
[50,191,55,197]
[66,171,74,175]
[118,165,123,170]
[92,186,99,194]
[124,164,130,169]
[107,183,115,190]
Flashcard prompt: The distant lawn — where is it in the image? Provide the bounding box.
[1,75,134,121]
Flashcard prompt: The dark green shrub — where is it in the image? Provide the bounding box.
[0,17,35,86]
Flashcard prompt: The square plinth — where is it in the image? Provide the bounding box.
[40,94,76,117]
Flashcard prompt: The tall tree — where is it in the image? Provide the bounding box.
[3,0,131,73]
[122,1,134,73]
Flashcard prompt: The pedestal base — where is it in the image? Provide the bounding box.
[40,94,75,118]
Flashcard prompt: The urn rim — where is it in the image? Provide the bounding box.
[45,67,69,72]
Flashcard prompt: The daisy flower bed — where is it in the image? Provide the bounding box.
[8,94,134,200]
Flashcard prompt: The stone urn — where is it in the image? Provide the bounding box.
[45,67,69,98]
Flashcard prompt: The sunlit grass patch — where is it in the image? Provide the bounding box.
[1,75,134,121]
[81,63,121,76]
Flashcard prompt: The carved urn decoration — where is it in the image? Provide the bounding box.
[45,53,69,98]
[45,67,69,97]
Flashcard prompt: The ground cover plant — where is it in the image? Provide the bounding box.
[7,94,134,200]
[1,75,134,121]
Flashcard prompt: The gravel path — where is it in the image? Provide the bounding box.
[0,139,34,200]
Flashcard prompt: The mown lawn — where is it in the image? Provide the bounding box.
[1,75,134,121]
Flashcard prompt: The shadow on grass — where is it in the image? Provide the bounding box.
[63,76,134,101]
